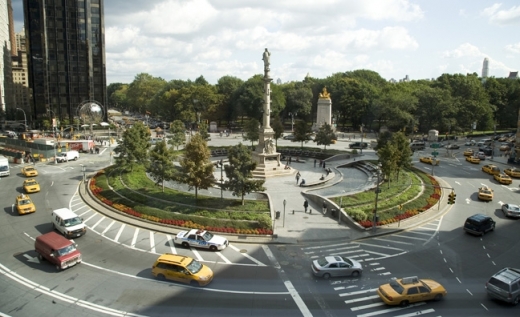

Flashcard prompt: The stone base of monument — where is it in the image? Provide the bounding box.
[251,152,295,179]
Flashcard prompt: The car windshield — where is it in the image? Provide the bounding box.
[19,199,32,205]
[25,168,35,172]
[202,231,214,241]
[64,217,83,227]
[56,244,77,257]
[420,281,432,292]
[25,181,37,186]
[389,280,404,294]
[0,166,8,171]
[316,258,330,267]
[186,259,203,274]
[340,257,354,266]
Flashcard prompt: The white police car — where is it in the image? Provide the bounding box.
[174,229,229,251]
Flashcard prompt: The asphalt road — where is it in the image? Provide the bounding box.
[1,135,519,317]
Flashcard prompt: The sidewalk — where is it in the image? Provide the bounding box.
[79,149,452,245]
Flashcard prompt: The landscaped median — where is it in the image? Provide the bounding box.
[330,168,441,229]
[88,166,274,235]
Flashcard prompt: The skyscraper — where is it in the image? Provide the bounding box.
[482,58,489,78]
[0,0,14,113]
[23,0,106,123]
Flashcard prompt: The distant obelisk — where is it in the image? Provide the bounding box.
[256,48,274,152]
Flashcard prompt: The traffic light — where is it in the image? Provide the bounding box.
[448,191,456,204]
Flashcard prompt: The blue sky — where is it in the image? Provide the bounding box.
[11,0,520,84]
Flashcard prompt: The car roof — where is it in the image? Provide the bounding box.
[467,214,491,222]
[492,268,520,284]
[157,253,192,266]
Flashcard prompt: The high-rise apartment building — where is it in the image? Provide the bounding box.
[23,0,107,122]
[12,28,32,115]
[482,58,489,78]
[0,0,14,113]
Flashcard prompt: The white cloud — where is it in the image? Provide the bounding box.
[482,4,520,25]
[442,43,484,58]
[505,42,520,53]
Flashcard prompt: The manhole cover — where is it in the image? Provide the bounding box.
[289,252,298,257]
[239,249,248,253]
[293,264,303,269]
[280,261,290,266]
[278,246,286,251]
[302,272,311,278]
[303,217,308,219]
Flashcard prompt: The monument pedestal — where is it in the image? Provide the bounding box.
[252,152,294,179]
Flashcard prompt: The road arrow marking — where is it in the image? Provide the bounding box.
[455,181,461,185]
[23,254,40,263]
[466,198,471,204]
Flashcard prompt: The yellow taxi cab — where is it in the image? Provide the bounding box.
[151,253,213,286]
[21,166,38,177]
[482,164,500,175]
[478,187,494,201]
[15,194,36,215]
[494,173,512,185]
[463,149,474,156]
[504,168,520,178]
[499,143,510,151]
[23,179,40,193]
[377,276,446,306]
[466,156,480,164]
[419,156,439,165]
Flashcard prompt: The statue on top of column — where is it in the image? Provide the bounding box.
[262,48,270,73]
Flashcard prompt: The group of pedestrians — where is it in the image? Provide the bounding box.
[295,171,305,187]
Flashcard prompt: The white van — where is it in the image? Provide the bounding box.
[477,139,492,147]
[51,208,87,238]
[56,150,79,163]
[0,156,9,176]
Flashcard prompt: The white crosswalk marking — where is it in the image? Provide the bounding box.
[101,220,115,236]
[130,227,139,248]
[339,288,378,297]
[90,216,105,231]
[351,302,386,311]
[344,295,380,304]
[356,302,427,317]
[166,234,176,254]
[114,224,125,242]
[149,231,156,253]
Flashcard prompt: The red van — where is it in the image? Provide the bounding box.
[35,232,82,270]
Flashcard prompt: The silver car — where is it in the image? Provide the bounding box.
[501,203,520,218]
[311,256,363,279]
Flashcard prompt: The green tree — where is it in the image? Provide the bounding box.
[147,140,177,192]
[282,81,313,117]
[271,116,284,147]
[390,132,412,180]
[126,73,167,113]
[113,122,151,172]
[177,134,214,202]
[224,143,265,205]
[198,120,210,141]
[314,123,337,151]
[293,120,313,148]
[168,120,186,150]
[216,75,244,124]
[243,118,260,148]
[377,142,398,188]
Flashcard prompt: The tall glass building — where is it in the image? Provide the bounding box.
[23,0,106,123]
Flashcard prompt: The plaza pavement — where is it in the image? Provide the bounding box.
[79,132,513,245]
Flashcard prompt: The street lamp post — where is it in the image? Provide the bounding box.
[100,122,112,164]
[220,159,224,200]
[283,199,287,228]
[48,110,58,165]
[16,108,27,132]
[289,112,297,132]
[360,124,365,154]
[372,163,382,232]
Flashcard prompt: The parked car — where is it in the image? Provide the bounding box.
[501,203,520,218]
[349,142,368,149]
[283,134,295,140]
[463,214,495,236]
[499,143,511,151]
[486,267,520,305]
[311,256,363,279]
[377,276,447,306]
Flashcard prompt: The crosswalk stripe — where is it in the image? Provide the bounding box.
[387,235,427,241]
[130,227,139,248]
[149,231,156,253]
[344,294,379,304]
[393,308,435,317]
[351,302,386,311]
[114,224,125,242]
[339,288,377,297]
[356,302,426,317]
[166,234,176,254]
[191,248,203,261]
[90,216,105,231]
[101,220,115,236]
[215,252,232,264]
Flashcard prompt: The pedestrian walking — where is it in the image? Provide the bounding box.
[319,159,323,167]
[296,172,301,184]
[314,159,317,167]
[323,161,326,169]
[303,200,309,213]
[289,156,292,165]
[322,202,327,214]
